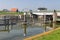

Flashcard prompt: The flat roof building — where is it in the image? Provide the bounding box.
[11,8,18,12]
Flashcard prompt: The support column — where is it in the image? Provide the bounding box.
[53,10,57,29]
[23,23,27,36]
[44,15,46,32]
[23,12,27,36]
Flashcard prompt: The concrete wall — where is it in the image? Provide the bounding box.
[32,12,60,16]
[57,12,60,16]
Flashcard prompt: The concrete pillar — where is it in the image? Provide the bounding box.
[23,12,27,36]
[53,10,57,29]
[44,15,46,32]
[19,15,21,19]
[23,23,27,36]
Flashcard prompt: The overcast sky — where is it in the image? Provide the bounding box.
[0,0,60,11]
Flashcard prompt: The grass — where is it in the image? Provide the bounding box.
[0,11,24,15]
[33,29,60,40]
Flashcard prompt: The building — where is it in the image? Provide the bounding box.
[11,8,17,12]
[28,10,60,22]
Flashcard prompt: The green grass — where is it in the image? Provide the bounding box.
[0,11,24,15]
[33,29,60,40]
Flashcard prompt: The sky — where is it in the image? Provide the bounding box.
[0,0,60,11]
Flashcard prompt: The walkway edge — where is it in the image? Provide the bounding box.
[24,27,60,40]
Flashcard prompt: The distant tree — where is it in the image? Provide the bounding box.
[54,10,56,13]
[16,9,19,12]
[38,8,47,11]
[29,10,33,15]
[3,9,9,12]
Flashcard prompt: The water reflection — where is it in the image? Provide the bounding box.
[0,15,53,40]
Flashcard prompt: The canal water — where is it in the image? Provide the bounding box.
[0,16,53,40]
[0,25,52,40]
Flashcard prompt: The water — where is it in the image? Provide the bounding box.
[0,16,53,40]
[0,26,52,40]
